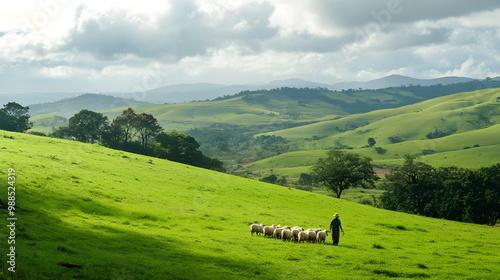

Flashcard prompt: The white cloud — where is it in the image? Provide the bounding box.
[444,58,499,78]
[1,0,500,94]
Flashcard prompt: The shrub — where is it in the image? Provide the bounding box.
[360,199,373,206]
[421,149,435,155]
[260,174,277,184]
[27,131,47,137]
[388,135,404,143]
[374,147,387,154]
[426,128,447,139]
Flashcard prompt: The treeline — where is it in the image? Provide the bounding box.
[51,108,225,172]
[381,155,499,226]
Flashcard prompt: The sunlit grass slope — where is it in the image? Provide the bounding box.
[0,131,499,279]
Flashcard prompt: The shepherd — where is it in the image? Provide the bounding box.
[330,213,344,245]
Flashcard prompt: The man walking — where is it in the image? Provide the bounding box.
[330,213,344,245]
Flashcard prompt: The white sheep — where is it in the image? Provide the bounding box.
[292,226,304,231]
[306,230,317,243]
[273,228,286,239]
[281,229,293,242]
[291,228,302,241]
[298,231,309,243]
[250,223,264,236]
[262,225,276,238]
[316,230,329,244]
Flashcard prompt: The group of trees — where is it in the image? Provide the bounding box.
[52,108,225,172]
[0,102,32,132]
[307,151,498,226]
[381,155,499,226]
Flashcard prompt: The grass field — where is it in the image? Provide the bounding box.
[1,130,499,279]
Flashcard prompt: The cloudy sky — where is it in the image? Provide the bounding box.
[1,0,500,94]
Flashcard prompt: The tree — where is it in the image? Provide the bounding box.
[101,123,125,149]
[472,164,500,225]
[260,174,277,184]
[67,109,109,143]
[0,102,33,132]
[156,131,225,171]
[312,150,378,198]
[297,173,313,186]
[367,137,376,147]
[112,108,138,143]
[136,113,162,150]
[380,155,436,214]
[276,176,287,186]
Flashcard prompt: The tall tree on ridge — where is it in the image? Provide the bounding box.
[112,108,138,143]
[312,150,378,198]
[67,109,109,143]
[136,112,162,150]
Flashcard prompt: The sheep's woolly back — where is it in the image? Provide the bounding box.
[263,226,275,238]
[306,230,316,243]
[250,224,264,235]
[298,231,308,243]
[316,230,327,243]
[281,230,292,242]
[273,228,285,239]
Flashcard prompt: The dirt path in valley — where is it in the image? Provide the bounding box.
[374,167,392,178]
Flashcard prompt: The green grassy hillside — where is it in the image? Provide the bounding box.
[1,131,499,279]
[102,93,344,132]
[251,88,500,176]
[28,114,68,135]
[262,87,500,142]
[99,85,451,132]
[29,93,149,118]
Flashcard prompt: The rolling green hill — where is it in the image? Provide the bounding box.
[250,87,500,177]
[99,79,500,132]
[29,93,149,118]
[27,114,68,135]
[1,130,499,279]
[98,85,443,132]
[101,91,346,132]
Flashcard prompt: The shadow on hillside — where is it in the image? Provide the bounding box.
[2,191,267,280]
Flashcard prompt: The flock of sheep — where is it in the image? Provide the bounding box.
[250,223,329,244]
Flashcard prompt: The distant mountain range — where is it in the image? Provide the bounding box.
[1,75,498,107]
[330,75,477,91]
[113,75,482,104]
